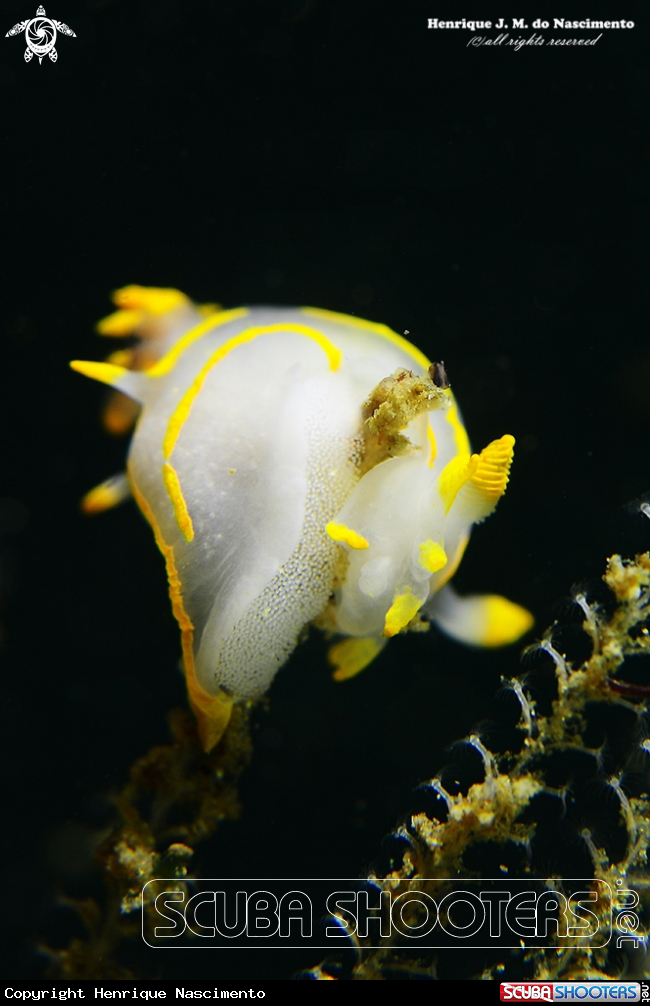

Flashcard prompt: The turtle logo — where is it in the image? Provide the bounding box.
[5,5,75,64]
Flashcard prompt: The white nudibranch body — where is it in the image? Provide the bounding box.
[73,286,533,749]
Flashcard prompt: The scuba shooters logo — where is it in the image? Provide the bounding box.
[5,5,75,64]
[500,985,642,1001]
[143,878,614,949]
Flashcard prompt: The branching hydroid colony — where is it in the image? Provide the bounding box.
[305,552,650,981]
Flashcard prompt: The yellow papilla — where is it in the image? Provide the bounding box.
[328,637,384,681]
[105,349,135,368]
[96,308,145,336]
[418,540,448,574]
[112,285,189,314]
[478,595,534,647]
[69,360,128,387]
[383,586,423,637]
[325,521,369,550]
[81,477,129,515]
[102,393,141,436]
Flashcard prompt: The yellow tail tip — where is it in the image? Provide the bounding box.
[190,690,234,753]
[478,595,534,647]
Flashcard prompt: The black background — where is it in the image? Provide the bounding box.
[1,0,649,981]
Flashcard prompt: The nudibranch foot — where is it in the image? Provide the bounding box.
[73,285,534,749]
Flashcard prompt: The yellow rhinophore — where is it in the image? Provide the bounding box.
[471,434,515,502]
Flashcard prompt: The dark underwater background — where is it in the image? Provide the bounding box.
[1,0,648,982]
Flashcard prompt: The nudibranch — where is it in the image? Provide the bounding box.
[72,286,533,750]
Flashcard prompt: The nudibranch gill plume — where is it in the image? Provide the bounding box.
[72,286,533,750]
